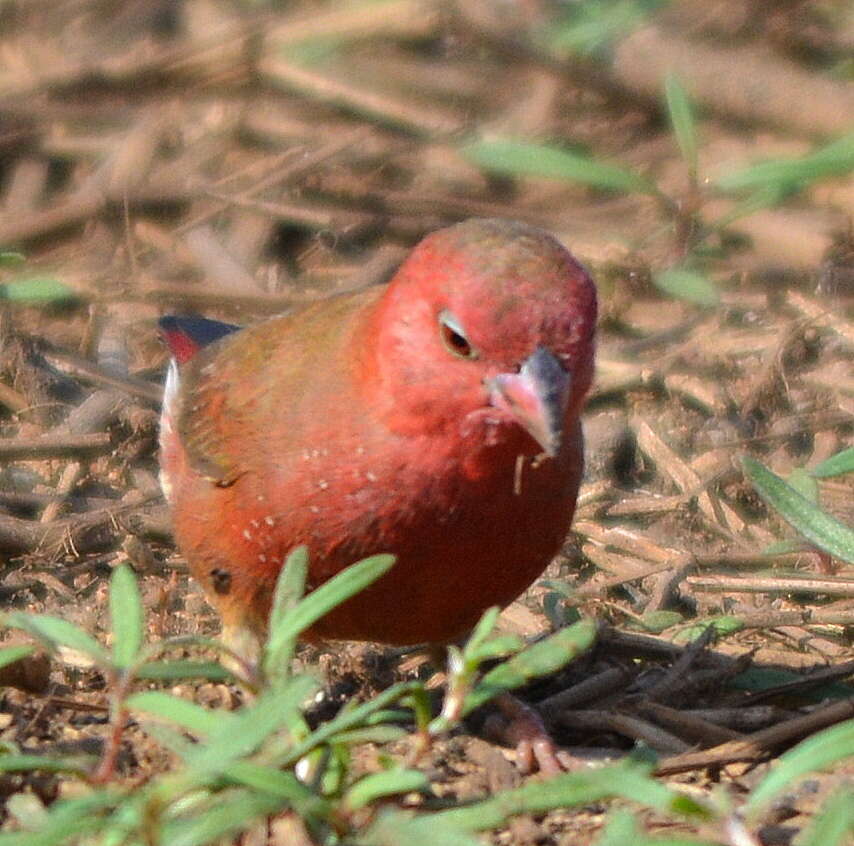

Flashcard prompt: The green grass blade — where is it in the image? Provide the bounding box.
[795,786,854,846]
[810,446,854,478]
[161,676,319,783]
[652,268,718,306]
[109,564,144,669]
[268,545,308,634]
[463,618,596,714]
[344,769,430,810]
[263,546,309,680]
[127,691,236,737]
[717,132,854,194]
[464,606,501,656]
[0,791,119,846]
[158,791,281,846]
[710,184,788,229]
[267,553,395,647]
[4,613,109,667]
[278,680,422,766]
[135,660,231,681]
[664,74,698,179]
[743,457,854,564]
[746,718,854,811]
[0,754,94,775]
[431,760,702,831]
[364,810,483,846]
[460,139,657,194]
[0,277,75,303]
[594,808,719,846]
[0,644,35,671]
[786,467,818,502]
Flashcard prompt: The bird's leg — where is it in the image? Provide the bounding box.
[484,692,578,776]
[429,643,575,776]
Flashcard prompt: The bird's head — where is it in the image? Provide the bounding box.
[362,218,597,459]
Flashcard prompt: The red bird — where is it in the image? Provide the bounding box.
[159,217,596,664]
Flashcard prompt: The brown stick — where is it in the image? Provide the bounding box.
[0,432,112,461]
[0,502,171,556]
[687,575,854,598]
[656,698,854,775]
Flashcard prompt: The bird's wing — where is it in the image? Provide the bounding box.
[170,332,267,487]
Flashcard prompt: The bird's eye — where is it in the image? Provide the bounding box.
[439,310,476,359]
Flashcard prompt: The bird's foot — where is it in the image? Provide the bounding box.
[484,692,579,776]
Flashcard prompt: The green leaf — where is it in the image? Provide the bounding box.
[222,761,331,824]
[363,810,482,846]
[4,613,109,666]
[225,760,320,802]
[463,618,596,715]
[811,447,854,478]
[157,791,281,846]
[636,610,684,633]
[671,616,743,644]
[717,132,854,195]
[464,606,501,657]
[595,810,640,846]
[127,691,235,737]
[263,546,309,680]
[795,786,854,846]
[278,680,422,767]
[652,268,718,306]
[542,1,658,59]
[747,718,854,811]
[344,769,431,810]
[0,251,25,265]
[109,564,144,669]
[266,553,395,649]
[0,791,119,846]
[710,184,788,229]
[269,546,308,635]
[135,660,231,681]
[460,139,656,194]
[0,644,35,671]
[664,74,698,179]
[431,759,705,831]
[0,277,75,303]
[0,754,93,775]
[743,457,854,564]
[595,810,717,846]
[786,467,818,502]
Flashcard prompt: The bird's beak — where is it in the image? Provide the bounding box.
[487,346,571,458]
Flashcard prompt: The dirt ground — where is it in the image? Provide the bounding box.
[0,1,853,843]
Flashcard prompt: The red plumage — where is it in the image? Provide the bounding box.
[159,219,596,652]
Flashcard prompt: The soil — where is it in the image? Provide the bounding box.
[0,1,852,843]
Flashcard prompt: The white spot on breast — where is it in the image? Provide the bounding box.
[318,480,329,490]
[365,472,377,483]
[243,529,252,541]
[264,516,275,526]
[258,553,267,563]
